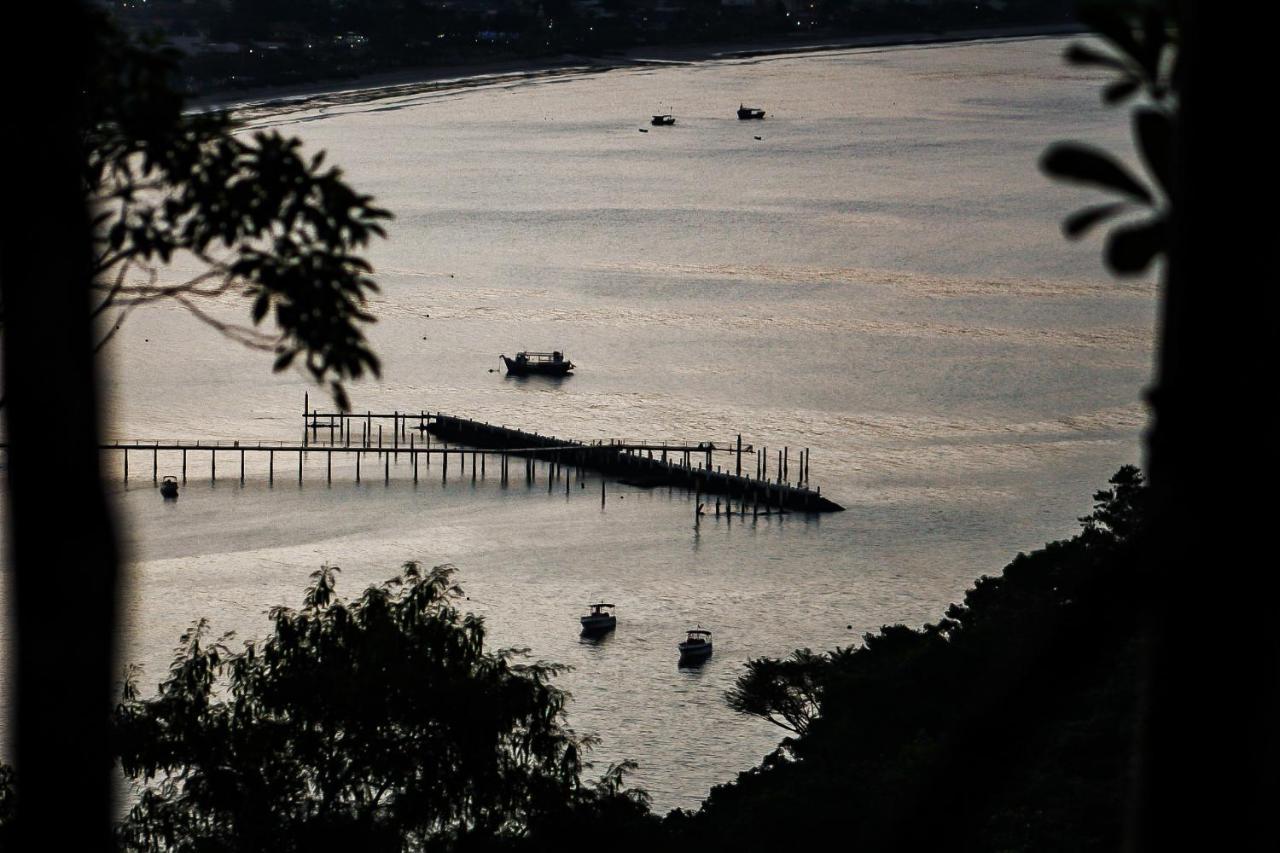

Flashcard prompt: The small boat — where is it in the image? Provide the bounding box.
[580,603,617,635]
[651,114,675,126]
[501,351,575,376]
[737,104,765,120]
[678,628,713,664]
[159,476,179,500]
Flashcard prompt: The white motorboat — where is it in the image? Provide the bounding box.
[678,628,713,663]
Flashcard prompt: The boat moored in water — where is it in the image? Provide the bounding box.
[737,104,765,120]
[651,114,675,126]
[580,603,617,635]
[159,476,179,499]
[501,351,575,376]
[678,628,713,664]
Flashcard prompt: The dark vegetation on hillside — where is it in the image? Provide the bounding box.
[0,467,1150,851]
[111,563,659,852]
[667,465,1147,850]
[107,0,1078,95]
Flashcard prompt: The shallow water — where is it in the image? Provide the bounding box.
[0,35,1154,811]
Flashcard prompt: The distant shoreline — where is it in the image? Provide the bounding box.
[193,22,1086,115]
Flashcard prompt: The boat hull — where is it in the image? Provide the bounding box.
[503,356,574,376]
[678,641,713,663]
[580,615,617,634]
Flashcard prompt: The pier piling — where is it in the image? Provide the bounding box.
[95,410,838,511]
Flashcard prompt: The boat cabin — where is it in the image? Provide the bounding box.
[651,114,675,126]
[737,104,765,120]
[502,350,575,376]
[683,629,711,645]
[587,603,615,616]
[518,350,564,365]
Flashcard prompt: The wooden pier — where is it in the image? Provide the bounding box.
[103,439,582,489]
[297,392,840,512]
[84,396,843,514]
[421,415,842,513]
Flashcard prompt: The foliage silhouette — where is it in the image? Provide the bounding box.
[1043,4,1273,847]
[0,765,13,849]
[673,466,1148,851]
[0,8,391,410]
[725,648,851,739]
[78,10,391,409]
[0,5,391,847]
[1040,0,1176,274]
[113,562,652,852]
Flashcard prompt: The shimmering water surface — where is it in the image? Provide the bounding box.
[2,36,1154,810]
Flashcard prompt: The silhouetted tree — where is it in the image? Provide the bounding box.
[725,648,852,739]
[0,5,387,847]
[113,563,651,852]
[1042,4,1273,849]
[81,16,388,408]
[675,466,1148,851]
[1078,463,1148,543]
[0,765,14,849]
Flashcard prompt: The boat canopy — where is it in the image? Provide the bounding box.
[685,629,712,637]
[589,603,616,610]
[514,350,567,363]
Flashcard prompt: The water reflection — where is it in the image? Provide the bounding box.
[501,372,574,386]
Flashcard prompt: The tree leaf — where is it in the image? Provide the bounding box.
[1041,143,1153,204]
[1134,108,1173,195]
[1103,77,1140,105]
[1076,2,1144,68]
[1063,202,1129,239]
[1064,42,1129,72]
[1105,217,1166,275]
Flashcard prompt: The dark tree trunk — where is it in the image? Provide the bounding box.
[1133,3,1275,849]
[1,2,119,847]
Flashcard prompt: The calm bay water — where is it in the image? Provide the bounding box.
[1,36,1154,811]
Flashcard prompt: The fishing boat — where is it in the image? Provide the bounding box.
[501,351,575,376]
[737,104,765,120]
[159,476,179,499]
[651,114,675,126]
[678,628,713,664]
[580,603,617,635]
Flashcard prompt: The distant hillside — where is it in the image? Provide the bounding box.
[103,0,1078,95]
